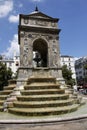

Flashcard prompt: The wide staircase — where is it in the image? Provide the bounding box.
[0,80,16,112]
[8,77,80,116]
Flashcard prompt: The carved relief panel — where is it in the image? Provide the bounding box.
[20,32,31,67]
[27,19,57,28]
[48,38,59,68]
[23,38,29,66]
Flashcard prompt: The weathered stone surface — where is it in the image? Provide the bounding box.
[18,10,64,84]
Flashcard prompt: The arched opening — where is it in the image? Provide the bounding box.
[33,39,48,67]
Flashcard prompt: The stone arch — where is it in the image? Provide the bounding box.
[33,38,48,67]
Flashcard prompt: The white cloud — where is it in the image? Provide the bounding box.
[0,0,13,18]
[8,14,19,23]
[3,34,19,58]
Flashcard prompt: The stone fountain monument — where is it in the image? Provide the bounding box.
[17,7,64,86]
[3,7,81,116]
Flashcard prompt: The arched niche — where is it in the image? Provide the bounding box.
[33,38,48,67]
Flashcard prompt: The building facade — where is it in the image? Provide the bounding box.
[75,56,87,85]
[60,55,76,79]
[0,55,20,76]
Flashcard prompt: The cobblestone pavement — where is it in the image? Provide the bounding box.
[0,118,87,130]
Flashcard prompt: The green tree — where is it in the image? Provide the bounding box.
[13,70,18,79]
[62,65,75,86]
[0,55,2,60]
[0,62,12,90]
[84,64,87,69]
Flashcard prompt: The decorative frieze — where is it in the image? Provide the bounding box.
[24,18,28,24]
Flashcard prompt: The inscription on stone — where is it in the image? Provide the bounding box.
[24,19,28,24]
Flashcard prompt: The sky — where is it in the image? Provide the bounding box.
[0,0,87,58]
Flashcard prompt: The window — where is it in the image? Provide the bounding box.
[15,61,19,66]
[69,63,71,66]
[69,58,71,61]
[9,62,12,66]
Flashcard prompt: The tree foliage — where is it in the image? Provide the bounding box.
[0,62,12,90]
[62,65,75,86]
[0,55,2,60]
[12,70,18,79]
[84,64,87,69]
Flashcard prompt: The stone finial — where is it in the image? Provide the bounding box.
[35,6,39,11]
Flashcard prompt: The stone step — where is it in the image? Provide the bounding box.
[8,79,16,85]
[17,94,69,101]
[13,99,74,108]
[0,90,13,95]
[0,106,3,112]
[28,83,56,85]
[24,84,60,90]
[0,101,4,105]
[27,77,56,84]
[21,89,65,95]
[4,85,16,90]
[0,95,8,100]
[8,104,79,116]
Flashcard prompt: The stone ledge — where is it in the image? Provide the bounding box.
[0,114,87,124]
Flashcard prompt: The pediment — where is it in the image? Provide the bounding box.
[20,11,58,22]
[29,11,54,20]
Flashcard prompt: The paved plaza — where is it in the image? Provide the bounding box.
[0,118,87,130]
